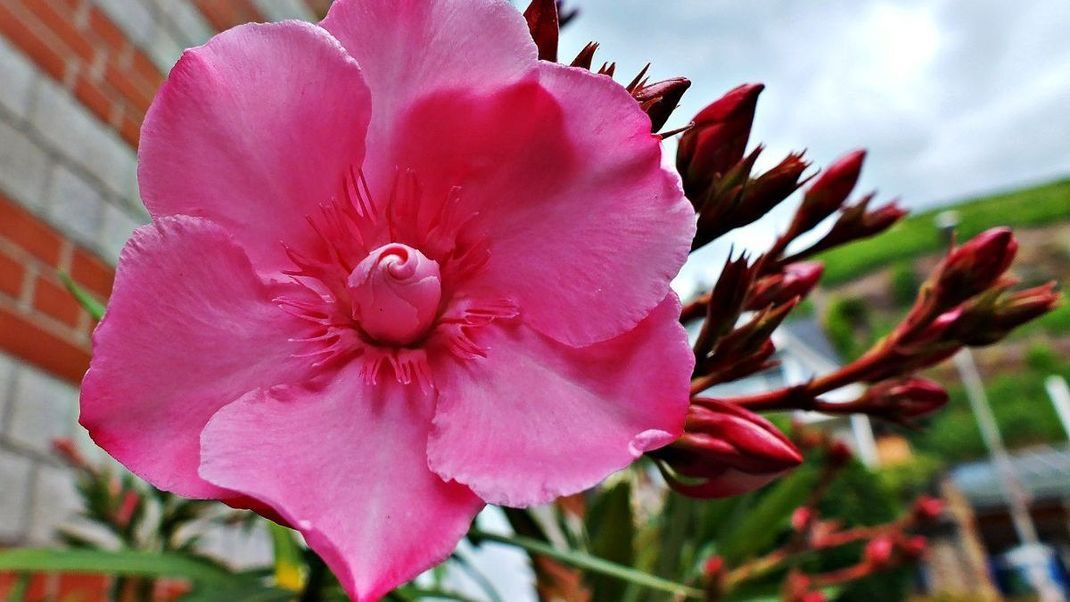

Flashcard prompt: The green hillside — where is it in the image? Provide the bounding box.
[819,178,1070,286]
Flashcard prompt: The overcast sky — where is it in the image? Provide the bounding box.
[556,0,1070,290]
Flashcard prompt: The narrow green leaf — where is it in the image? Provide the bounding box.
[4,574,29,602]
[0,549,242,585]
[470,530,703,600]
[586,480,635,601]
[268,522,305,591]
[58,272,106,320]
[717,465,820,564]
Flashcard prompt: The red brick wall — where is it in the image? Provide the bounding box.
[0,192,107,385]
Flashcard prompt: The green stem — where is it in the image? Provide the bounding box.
[469,529,704,600]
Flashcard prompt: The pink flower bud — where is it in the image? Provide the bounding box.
[348,243,442,346]
[746,262,824,310]
[656,399,802,498]
[913,496,944,522]
[860,378,949,422]
[864,536,896,569]
[677,83,764,199]
[793,149,865,234]
[933,227,1017,309]
[114,489,141,529]
[704,555,725,579]
[791,507,816,533]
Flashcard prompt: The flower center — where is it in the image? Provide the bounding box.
[348,243,442,346]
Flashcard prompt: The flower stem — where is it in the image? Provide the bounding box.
[469,529,704,600]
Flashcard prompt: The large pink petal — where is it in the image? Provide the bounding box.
[199,371,484,601]
[138,21,371,276]
[428,296,693,507]
[80,216,312,498]
[389,63,695,346]
[321,0,536,175]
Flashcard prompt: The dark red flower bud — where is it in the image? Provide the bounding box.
[802,195,906,257]
[655,400,802,498]
[932,227,1017,309]
[791,149,866,235]
[633,77,691,132]
[899,536,928,559]
[859,378,949,422]
[937,282,1057,346]
[735,152,811,222]
[524,0,559,61]
[826,440,854,467]
[746,262,824,310]
[677,83,764,199]
[864,536,896,569]
[913,496,945,522]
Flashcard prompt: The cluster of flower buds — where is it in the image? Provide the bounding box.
[524,0,692,135]
[651,398,803,498]
[53,438,144,532]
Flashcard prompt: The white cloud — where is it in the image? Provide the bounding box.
[558,0,1070,287]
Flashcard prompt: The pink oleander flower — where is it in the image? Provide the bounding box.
[79,0,695,599]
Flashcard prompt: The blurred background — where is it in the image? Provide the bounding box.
[0,0,1067,600]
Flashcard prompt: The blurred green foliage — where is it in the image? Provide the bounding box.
[889,262,920,308]
[820,178,1070,286]
[916,351,1070,462]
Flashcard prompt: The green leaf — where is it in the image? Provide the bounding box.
[58,272,105,320]
[268,522,305,591]
[470,529,703,600]
[586,480,635,601]
[4,574,29,602]
[0,549,244,586]
[717,465,820,564]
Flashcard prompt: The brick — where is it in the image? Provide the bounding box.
[73,73,116,125]
[56,574,110,600]
[0,120,52,212]
[118,109,141,147]
[87,7,127,53]
[46,164,105,247]
[104,60,154,112]
[0,2,70,81]
[98,202,143,263]
[0,194,63,266]
[21,0,97,62]
[33,274,83,328]
[0,250,26,299]
[194,0,264,32]
[6,363,79,455]
[28,463,82,544]
[0,305,90,385]
[130,50,164,89]
[0,37,39,119]
[0,449,32,541]
[70,247,114,297]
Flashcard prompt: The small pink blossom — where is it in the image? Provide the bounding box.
[79,0,695,598]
